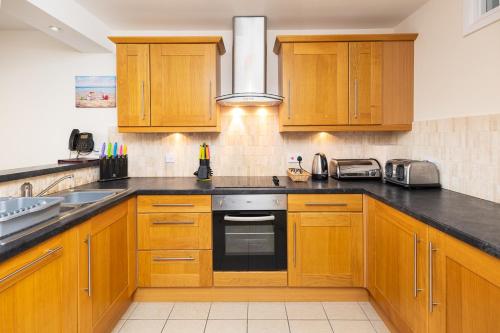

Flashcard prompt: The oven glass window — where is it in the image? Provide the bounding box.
[225,225,275,255]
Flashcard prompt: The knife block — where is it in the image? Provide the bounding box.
[194,159,213,181]
[99,156,129,182]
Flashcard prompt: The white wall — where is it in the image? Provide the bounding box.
[0,31,116,170]
[395,0,500,121]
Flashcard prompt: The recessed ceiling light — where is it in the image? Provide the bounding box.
[48,25,62,32]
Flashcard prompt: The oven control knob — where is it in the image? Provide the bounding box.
[218,199,223,208]
[274,199,280,206]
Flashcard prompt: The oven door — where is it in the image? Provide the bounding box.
[213,211,287,271]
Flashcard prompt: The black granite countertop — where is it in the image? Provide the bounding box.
[0,161,99,183]
[1,176,499,263]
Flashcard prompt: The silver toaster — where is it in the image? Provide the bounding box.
[384,159,441,188]
[329,158,382,179]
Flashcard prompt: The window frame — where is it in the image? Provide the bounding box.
[463,0,500,35]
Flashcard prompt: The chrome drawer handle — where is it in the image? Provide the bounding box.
[151,221,195,225]
[304,203,348,207]
[84,235,92,296]
[152,203,194,207]
[153,257,195,262]
[0,246,63,284]
[413,233,423,298]
[428,242,439,312]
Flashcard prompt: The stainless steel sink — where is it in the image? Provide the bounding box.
[59,191,117,206]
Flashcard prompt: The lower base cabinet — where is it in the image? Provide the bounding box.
[0,229,78,333]
[428,228,500,333]
[78,201,134,333]
[138,250,212,287]
[288,212,364,287]
[367,197,500,333]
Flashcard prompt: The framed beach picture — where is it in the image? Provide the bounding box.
[75,76,116,108]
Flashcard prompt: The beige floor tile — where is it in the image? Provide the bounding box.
[248,302,287,319]
[111,319,125,333]
[169,303,211,319]
[330,320,376,333]
[129,302,174,320]
[286,302,327,319]
[122,302,138,319]
[359,302,381,320]
[204,320,247,333]
[120,320,166,333]
[162,320,206,333]
[248,320,289,333]
[371,320,391,333]
[322,302,367,320]
[208,302,248,319]
[289,320,333,333]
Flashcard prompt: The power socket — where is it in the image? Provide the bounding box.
[165,152,176,163]
[287,153,303,163]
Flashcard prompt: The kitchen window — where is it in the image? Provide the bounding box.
[463,0,500,35]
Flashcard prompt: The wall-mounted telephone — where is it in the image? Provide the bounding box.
[69,129,94,153]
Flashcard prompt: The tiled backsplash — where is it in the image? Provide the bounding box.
[0,167,99,198]
[110,108,499,203]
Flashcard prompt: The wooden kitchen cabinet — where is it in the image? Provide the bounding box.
[288,212,364,287]
[275,34,416,132]
[428,228,500,333]
[110,36,225,133]
[349,42,382,125]
[78,200,133,333]
[0,229,78,333]
[116,44,151,127]
[367,198,428,333]
[287,194,364,287]
[279,42,349,126]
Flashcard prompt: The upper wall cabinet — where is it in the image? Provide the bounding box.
[274,34,417,132]
[110,37,225,133]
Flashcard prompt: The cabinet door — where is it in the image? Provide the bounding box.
[367,198,427,333]
[280,42,349,126]
[428,228,500,333]
[349,42,382,125]
[117,44,151,126]
[79,202,130,333]
[150,44,217,127]
[0,230,78,333]
[288,212,363,287]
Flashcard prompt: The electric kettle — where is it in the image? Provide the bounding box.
[312,153,328,181]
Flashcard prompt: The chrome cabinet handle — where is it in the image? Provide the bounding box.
[293,223,297,267]
[0,246,63,284]
[354,79,359,119]
[141,80,145,121]
[429,242,439,312]
[152,221,195,225]
[224,215,275,222]
[209,81,212,120]
[84,234,92,296]
[152,203,194,207]
[153,257,194,262]
[288,80,292,119]
[304,203,348,207]
[413,233,423,298]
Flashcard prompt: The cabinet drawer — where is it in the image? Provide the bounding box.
[138,250,212,287]
[138,213,211,250]
[138,195,211,213]
[288,194,362,212]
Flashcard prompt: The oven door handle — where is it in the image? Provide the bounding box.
[223,215,275,222]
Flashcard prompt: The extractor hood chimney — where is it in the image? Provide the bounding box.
[216,16,283,107]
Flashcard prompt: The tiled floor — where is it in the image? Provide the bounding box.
[113,301,390,333]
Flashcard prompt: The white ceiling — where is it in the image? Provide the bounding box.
[0,10,33,30]
[74,0,428,30]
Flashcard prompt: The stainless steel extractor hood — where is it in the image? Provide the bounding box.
[216,16,283,107]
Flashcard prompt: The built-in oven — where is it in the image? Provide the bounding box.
[212,194,287,271]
